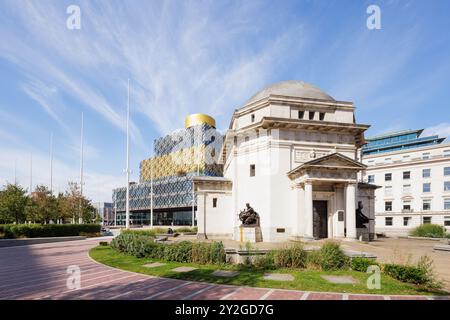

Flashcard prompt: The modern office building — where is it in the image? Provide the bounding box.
[194,80,376,242]
[112,114,223,226]
[361,129,450,235]
[93,202,114,226]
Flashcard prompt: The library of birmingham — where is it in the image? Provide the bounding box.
[112,80,450,242]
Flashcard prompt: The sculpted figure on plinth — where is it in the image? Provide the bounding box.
[239,203,260,227]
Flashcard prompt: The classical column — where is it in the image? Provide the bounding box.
[345,183,357,239]
[293,184,305,237]
[304,181,313,239]
[196,192,207,239]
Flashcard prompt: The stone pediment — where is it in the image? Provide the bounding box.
[287,153,366,179]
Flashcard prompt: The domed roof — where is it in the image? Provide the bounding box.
[246,80,335,104]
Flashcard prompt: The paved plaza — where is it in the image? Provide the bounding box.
[0,238,448,300]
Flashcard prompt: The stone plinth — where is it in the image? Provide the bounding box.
[234,226,262,243]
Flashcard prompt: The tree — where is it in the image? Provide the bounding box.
[0,184,28,224]
[30,185,58,224]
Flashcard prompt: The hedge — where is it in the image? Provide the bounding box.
[383,264,430,285]
[0,224,101,239]
[410,224,447,238]
[110,233,226,264]
[351,257,379,272]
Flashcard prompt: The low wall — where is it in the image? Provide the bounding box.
[0,236,87,248]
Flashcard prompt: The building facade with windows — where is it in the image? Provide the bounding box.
[362,130,450,235]
[194,80,376,242]
[93,202,114,226]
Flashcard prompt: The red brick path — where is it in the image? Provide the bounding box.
[0,239,447,300]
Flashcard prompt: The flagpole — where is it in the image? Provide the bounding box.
[125,79,130,229]
[30,153,33,194]
[79,112,84,224]
[50,133,53,194]
[150,154,154,228]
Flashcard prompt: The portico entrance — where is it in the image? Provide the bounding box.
[288,153,367,240]
[313,200,328,239]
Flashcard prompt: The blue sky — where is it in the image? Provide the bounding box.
[1,0,449,202]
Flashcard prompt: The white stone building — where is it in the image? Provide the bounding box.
[194,81,376,242]
[361,130,450,236]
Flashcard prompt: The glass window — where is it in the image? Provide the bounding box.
[403,200,411,211]
[385,173,392,181]
[403,184,411,193]
[385,201,392,211]
[403,171,410,179]
[444,167,450,176]
[244,136,250,142]
[251,114,255,122]
[422,169,431,178]
[298,110,304,119]
[423,183,431,193]
[368,175,375,183]
[444,150,450,157]
[445,181,450,192]
[384,158,392,164]
[423,200,431,211]
[403,155,410,161]
[403,217,411,226]
[212,198,217,208]
[423,216,432,224]
[319,112,325,121]
[422,153,430,160]
[250,164,255,177]
[385,186,393,196]
[385,217,393,226]
[309,111,315,120]
[444,216,450,226]
[445,199,450,210]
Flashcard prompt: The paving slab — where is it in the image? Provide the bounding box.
[171,266,198,273]
[307,292,343,300]
[211,270,239,278]
[266,290,305,300]
[143,262,166,268]
[348,294,384,300]
[321,275,358,284]
[263,273,294,281]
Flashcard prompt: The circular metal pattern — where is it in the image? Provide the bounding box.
[184,113,216,128]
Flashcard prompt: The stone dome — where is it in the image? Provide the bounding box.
[246,80,335,104]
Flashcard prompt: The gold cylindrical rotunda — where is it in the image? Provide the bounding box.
[184,113,216,129]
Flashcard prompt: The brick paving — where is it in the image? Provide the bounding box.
[0,238,448,300]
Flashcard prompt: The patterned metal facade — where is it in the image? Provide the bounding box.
[112,121,223,225]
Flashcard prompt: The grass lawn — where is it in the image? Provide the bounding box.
[90,245,445,296]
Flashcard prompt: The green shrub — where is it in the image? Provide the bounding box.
[410,224,446,238]
[175,227,198,233]
[318,241,350,271]
[351,257,378,272]
[383,264,428,285]
[209,241,226,264]
[163,241,193,262]
[383,256,441,289]
[111,234,225,265]
[253,252,275,270]
[306,250,322,270]
[0,224,101,239]
[273,248,292,268]
[121,229,156,237]
[272,245,307,269]
[290,245,308,268]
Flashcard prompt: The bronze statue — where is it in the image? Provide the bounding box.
[239,203,260,227]
[356,201,373,228]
